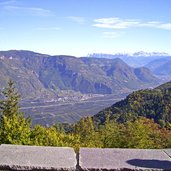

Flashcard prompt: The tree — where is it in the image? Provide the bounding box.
[74,116,100,147]
[123,117,164,148]
[30,125,64,146]
[0,79,20,118]
[99,118,125,148]
[0,114,31,144]
[0,79,31,145]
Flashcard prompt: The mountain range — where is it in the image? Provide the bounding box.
[89,52,171,82]
[146,59,171,78]
[0,50,159,100]
[88,52,171,67]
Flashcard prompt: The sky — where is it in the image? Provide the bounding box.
[0,0,171,57]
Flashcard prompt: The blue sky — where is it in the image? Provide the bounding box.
[0,0,171,56]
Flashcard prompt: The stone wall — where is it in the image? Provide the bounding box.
[1,144,171,170]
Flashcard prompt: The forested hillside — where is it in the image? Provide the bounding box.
[93,82,171,127]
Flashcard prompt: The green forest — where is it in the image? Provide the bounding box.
[1,80,171,152]
[93,82,171,127]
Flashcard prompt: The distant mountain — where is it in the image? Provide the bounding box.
[146,58,171,77]
[88,52,171,67]
[93,81,171,127]
[132,51,170,57]
[0,50,159,101]
[82,57,158,90]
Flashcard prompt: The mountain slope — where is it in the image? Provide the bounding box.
[93,81,171,126]
[0,50,159,100]
[134,67,157,83]
[146,59,171,76]
[0,51,53,100]
[80,57,159,90]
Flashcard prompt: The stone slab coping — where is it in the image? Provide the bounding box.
[1,145,171,171]
[0,144,76,171]
[79,148,171,170]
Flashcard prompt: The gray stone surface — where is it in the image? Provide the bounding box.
[164,149,171,158]
[0,144,76,170]
[79,148,171,170]
[1,145,171,171]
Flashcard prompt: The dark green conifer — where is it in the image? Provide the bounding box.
[0,79,31,145]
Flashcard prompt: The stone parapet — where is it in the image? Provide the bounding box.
[79,148,171,171]
[0,144,76,171]
[1,145,171,170]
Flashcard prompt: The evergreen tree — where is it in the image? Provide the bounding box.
[0,79,31,144]
[0,79,20,118]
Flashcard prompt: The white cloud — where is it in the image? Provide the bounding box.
[158,23,171,30]
[93,17,171,30]
[103,31,124,38]
[66,16,85,24]
[36,27,61,31]
[94,17,140,29]
[0,0,16,5]
[4,5,54,16]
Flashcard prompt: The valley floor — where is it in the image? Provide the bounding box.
[20,93,128,126]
